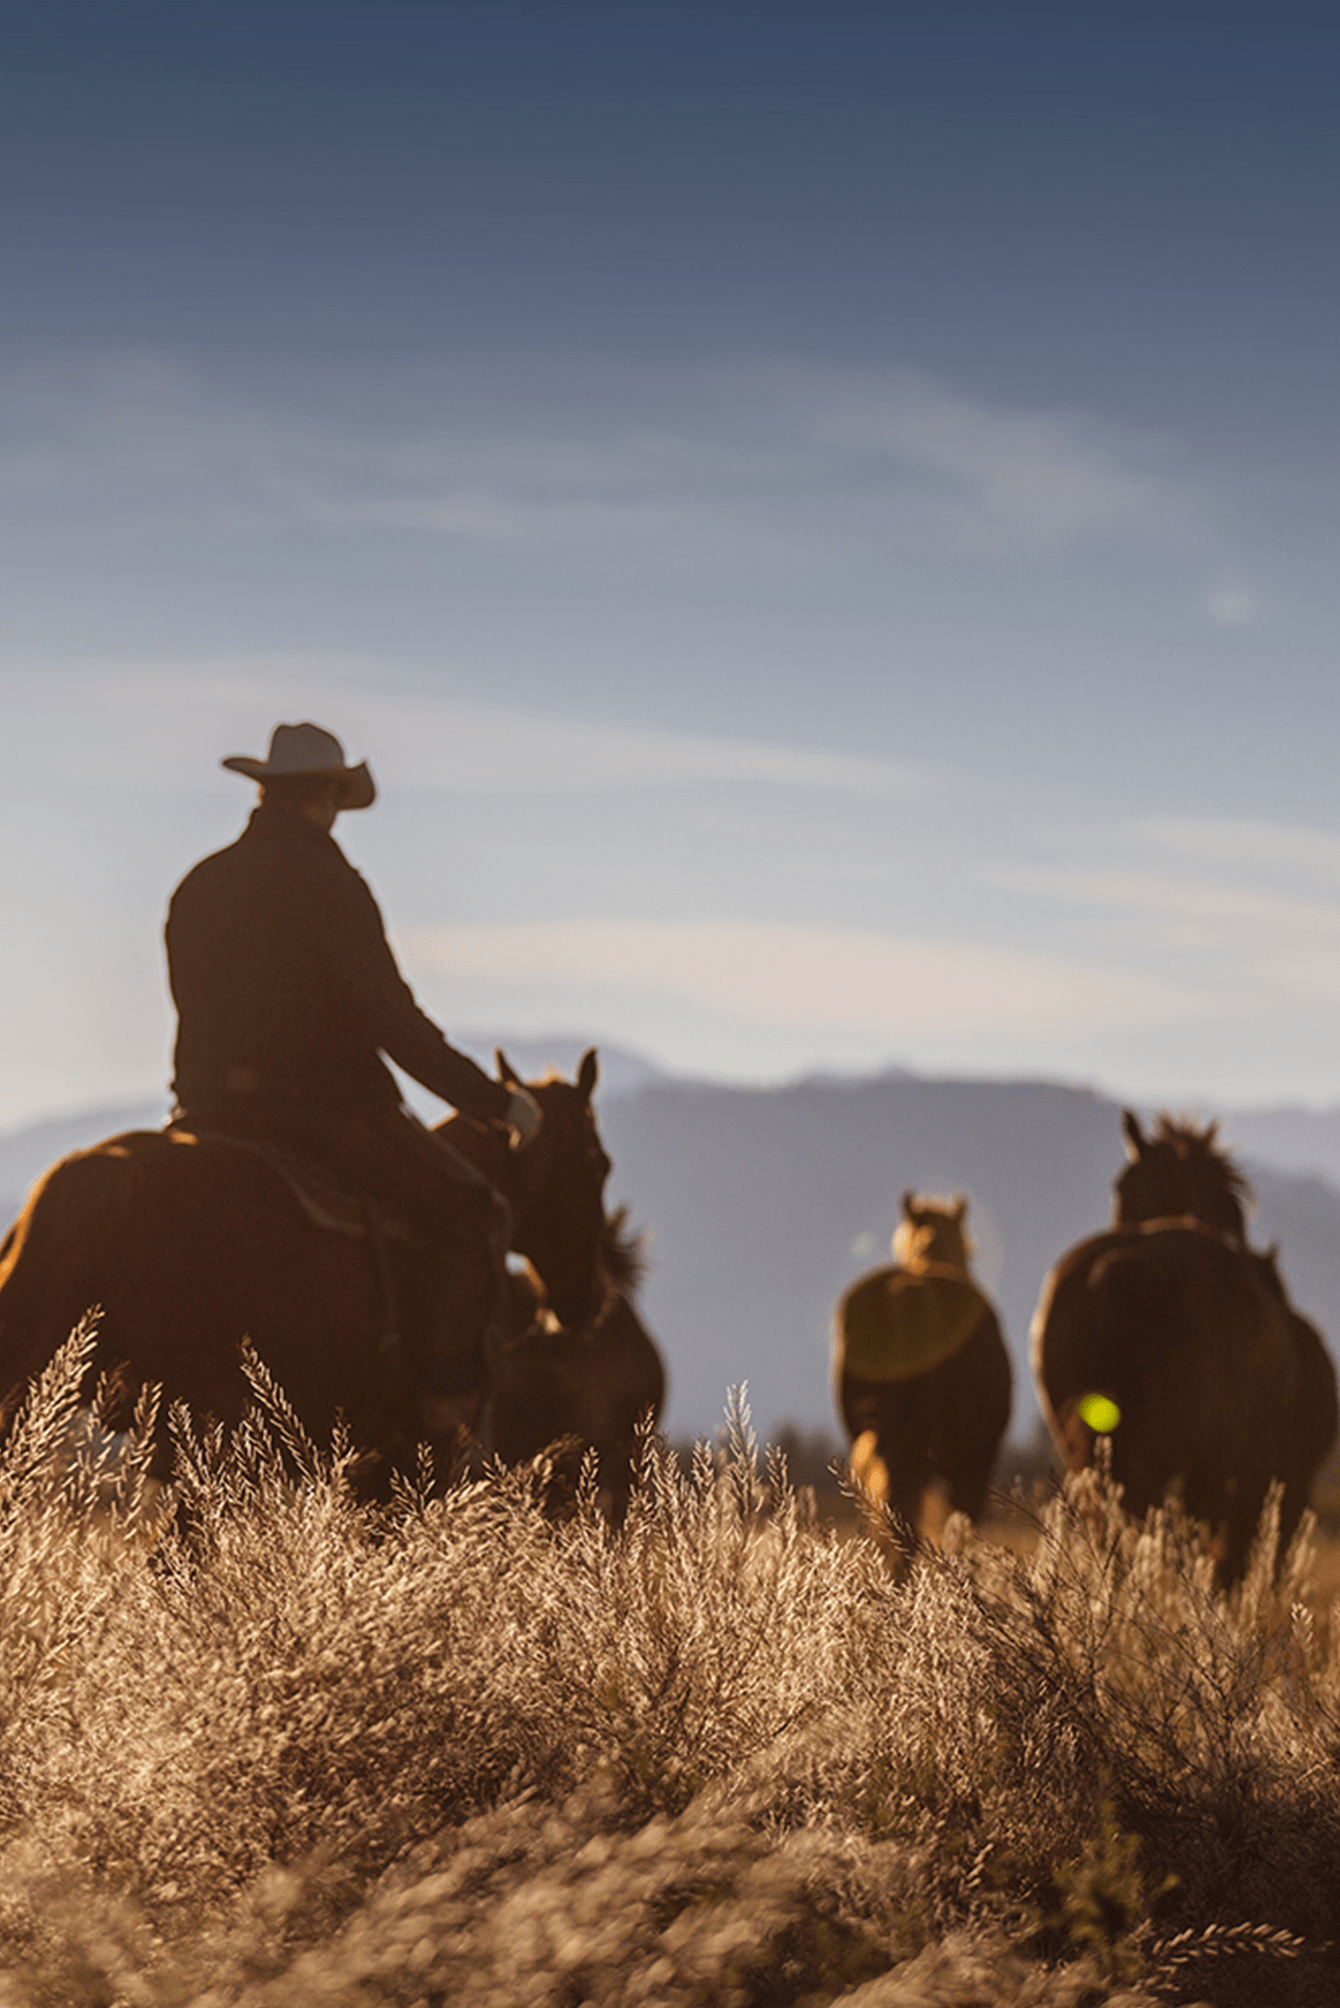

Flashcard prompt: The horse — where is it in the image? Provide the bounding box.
[1031,1110,1338,1579]
[834,1192,1012,1549]
[438,1048,610,1334]
[0,1050,611,1485]
[482,1205,667,1522]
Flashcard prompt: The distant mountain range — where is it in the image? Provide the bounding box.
[597,1075,1340,1445]
[0,1035,662,1215]
[4,1049,1340,1447]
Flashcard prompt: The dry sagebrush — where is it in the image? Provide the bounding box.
[0,1337,1336,2004]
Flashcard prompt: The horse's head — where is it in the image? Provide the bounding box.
[1114,1110,1250,1241]
[892,1190,972,1276]
[497,1046,611,1327]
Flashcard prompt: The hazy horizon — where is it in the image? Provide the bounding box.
[9,1029,1340,1146]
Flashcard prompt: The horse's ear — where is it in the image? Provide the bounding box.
[952,1195,967,1222]
[495,1047,520,1087]
[901,1188,916,1217]
[1121,1110,1146,1159]
[577,1048,599,1101]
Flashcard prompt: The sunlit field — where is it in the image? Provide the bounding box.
[2,1333,1340,2006]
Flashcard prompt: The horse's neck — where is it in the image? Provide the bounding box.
[1115,1200,1244,1244]
[1118,1161,1246,1241]
[438,1115,513,1195]
[900,1248,970,1281]
[895,1218,970,1278]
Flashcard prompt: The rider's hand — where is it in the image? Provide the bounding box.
[505,1086,542,1149]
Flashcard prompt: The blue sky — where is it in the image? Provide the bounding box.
[3,2,1340,1125]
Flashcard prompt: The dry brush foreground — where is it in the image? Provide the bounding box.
[0,1334,1338,2003]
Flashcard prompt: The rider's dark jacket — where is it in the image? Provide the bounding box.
[165,801,509,1127]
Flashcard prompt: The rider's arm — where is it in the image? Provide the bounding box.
[323,860,512,1125]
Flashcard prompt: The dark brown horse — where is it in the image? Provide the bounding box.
[438,1048,610,1334]
[0,1052,611,1481]
[1032,1111,1337,1578]
[834,1192,1012,1547]
[484,1206,666,1522]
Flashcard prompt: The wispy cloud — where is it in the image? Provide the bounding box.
[4,660,924,796]
[993,862,1340,952]
[404,917,1180,1036]
[988,814,1340,962]
[1140,816,1340,882]
[0,349,1197,571]
[819,373,1168,548]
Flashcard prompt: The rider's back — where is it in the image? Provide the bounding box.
[167,799,505,1125]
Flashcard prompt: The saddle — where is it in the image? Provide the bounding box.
[160,1123,421,1392]
[163,1121,417,1243]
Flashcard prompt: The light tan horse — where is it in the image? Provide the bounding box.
[835,1192,1012,1549]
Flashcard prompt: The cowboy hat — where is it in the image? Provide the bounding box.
[222,722,376,810]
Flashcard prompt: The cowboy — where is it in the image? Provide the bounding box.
[165,720,539,1401]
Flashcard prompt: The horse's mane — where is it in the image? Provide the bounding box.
[1150,1113,1252,1207]
[602,1205,647,1295]
[1117,1111,1252,1241]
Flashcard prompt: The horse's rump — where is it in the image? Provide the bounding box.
[1035,1223,1294,1420]
[0,1129,418,1450]
[1033,1221,1299,1541]
[1033,1112,1337,1578]
[834,1264,991,1385]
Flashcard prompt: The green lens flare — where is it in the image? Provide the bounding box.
[1078,1393,1122,1434]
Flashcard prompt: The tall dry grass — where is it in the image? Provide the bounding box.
[0,1328,1336,2004]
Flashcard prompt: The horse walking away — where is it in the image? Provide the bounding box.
[483,1205,666,1523]
[1032,1110,1338,1579]
[834,1192,1012,1556]
[0,1050,612,1488]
